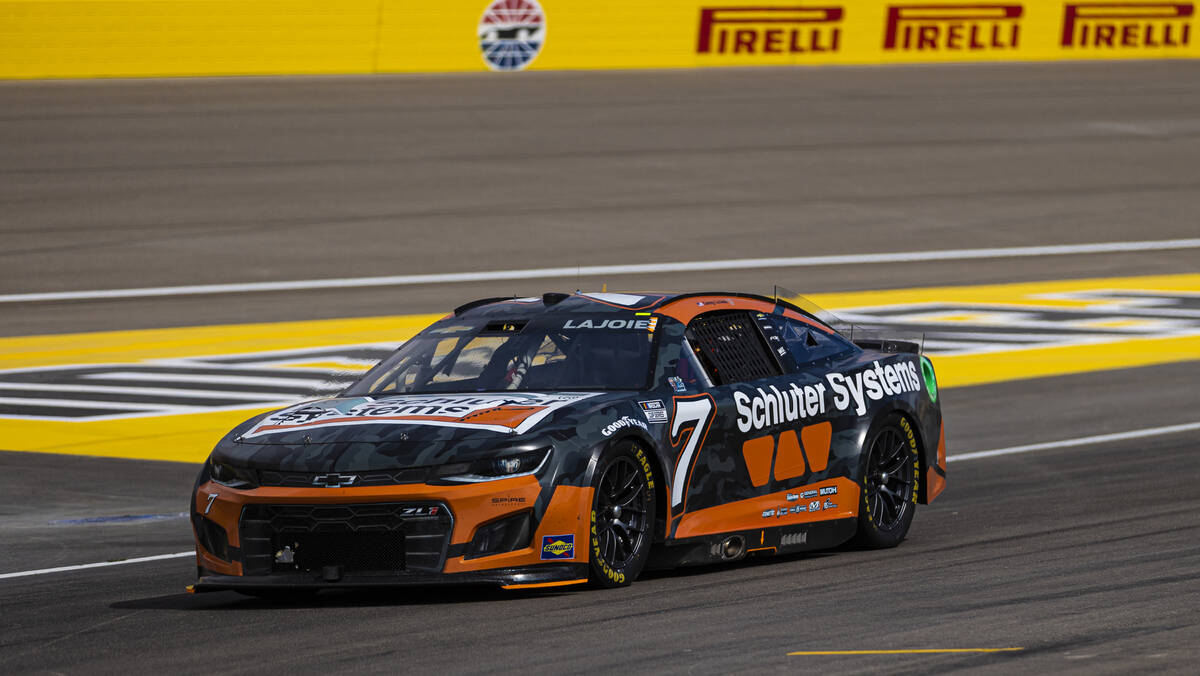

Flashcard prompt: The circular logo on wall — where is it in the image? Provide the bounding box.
[478,0,546,71]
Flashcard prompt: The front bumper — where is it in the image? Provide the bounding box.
[191,475,593,588]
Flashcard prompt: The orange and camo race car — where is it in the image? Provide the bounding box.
[190,291,946,594]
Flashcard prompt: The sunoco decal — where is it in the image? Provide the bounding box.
[243,392,599,438]
[735,360,921,432]
[541,534,574,560]
[478,0,546,71]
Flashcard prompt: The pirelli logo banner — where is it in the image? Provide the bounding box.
[696,7,845,55]
[688,1,1197,64]
[882,5,1023,52]
[0,2,1198,81]
[1061,2,1193,49]
[683,1,1196,66]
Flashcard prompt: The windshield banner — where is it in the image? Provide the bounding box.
[241,392,602,438]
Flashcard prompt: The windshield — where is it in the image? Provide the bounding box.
[344,315,658,395]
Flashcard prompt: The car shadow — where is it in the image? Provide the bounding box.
[113,548,846,611]
[639,548,839,581]
[111,583,587,611]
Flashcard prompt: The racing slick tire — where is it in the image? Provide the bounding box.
[588,441,657,588]
[853,413,919,549]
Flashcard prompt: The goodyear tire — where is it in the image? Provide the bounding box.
[853,413,919,548]
[588,442,657,588]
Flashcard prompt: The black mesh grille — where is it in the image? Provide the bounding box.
[239,502,452,575]
[689,311,781,384]
[290,532,405,572]
[193,514,230,562]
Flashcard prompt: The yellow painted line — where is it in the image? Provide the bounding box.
[1075,319,1151,329]
[279,361,373,371]
[0,314,442,370]
[788,648,1023,656]
[805,273,1200,388]
[0,273,1198,464]
[0,409,278,463]
[0,314,436,463]
[933,333,1200,388]
[803,273,1200,310]
[923,312,1001,323]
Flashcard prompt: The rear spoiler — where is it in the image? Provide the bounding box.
[837,321,924,355]
[778,291,924,355]
[850,336,923,355]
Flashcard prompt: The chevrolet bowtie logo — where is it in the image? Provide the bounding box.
[312,473,358,488]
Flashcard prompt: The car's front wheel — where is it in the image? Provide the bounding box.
[588,442,657,588]
[853,413,919,548]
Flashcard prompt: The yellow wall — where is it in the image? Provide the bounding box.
[2,1,1198,79]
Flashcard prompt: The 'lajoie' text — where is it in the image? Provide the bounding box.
[735,360,921,432]
[563,318,651,330]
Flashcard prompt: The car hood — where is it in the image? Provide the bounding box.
[213,391,622,472]
[237,392,606,444]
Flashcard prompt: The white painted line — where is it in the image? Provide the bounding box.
[0,396,163,411]
[0,382,303,401]
[85,372,351,389]
[949,421,1200,462]
[0,551,193,580]
[4,238,1199,304]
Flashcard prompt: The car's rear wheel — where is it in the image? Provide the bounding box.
[853,413,918,548]
[588,442,656,588]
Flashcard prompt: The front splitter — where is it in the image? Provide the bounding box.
[192,563,590,592]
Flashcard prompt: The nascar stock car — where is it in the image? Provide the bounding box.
[190,291,946,593]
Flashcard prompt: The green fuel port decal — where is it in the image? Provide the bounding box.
[921,355,938,403]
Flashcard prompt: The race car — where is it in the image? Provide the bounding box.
[190,291,946,593]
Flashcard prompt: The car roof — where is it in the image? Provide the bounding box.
[451,291,836,333]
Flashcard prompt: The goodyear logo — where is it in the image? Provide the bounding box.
[697,6,844,55]
[1061,2,1193,48]
[884,4,1023,51]
[541,534,574,560]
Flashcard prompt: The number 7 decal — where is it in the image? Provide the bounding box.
[670,394,715,510]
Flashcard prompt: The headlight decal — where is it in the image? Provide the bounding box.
[208,459,259,489]
[439,447,551,483]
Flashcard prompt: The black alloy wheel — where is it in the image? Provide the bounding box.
[854,414,918,548]
[589,444,656,587]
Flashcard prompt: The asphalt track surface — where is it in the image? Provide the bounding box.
[2,62,1199,674]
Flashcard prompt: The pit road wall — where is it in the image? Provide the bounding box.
[1,0,1196,78]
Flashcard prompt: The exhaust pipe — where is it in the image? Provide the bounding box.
[717,535,745,560]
